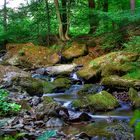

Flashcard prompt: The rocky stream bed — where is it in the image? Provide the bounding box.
[0,43,140,140]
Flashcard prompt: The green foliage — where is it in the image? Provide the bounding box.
[0,89,21,116]
[50,44,63,50]
[124,69,140,80]
[0,133,25,140]
[123,36,140,53]
[37,130,57,140]
[130,110,140,140]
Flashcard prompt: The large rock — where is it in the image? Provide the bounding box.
[77,51,140,81]
[7,55,32,68]
[73,91,119,112]
[62,42,88,60]
[43,77,71,93]
[77,84,104,96]
[45,64,78,75]
[101,75,140,90]
[0,65,30,85]
[0,65,47,95]
[5,43,61,68]
[12,77,45,95]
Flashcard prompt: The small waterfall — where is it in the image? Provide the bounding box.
[63,101,72,108]
[70,72,79,81]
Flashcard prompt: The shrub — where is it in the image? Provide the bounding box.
[0,89,21,116]
[130,110,140,140]
[123,36,140,53]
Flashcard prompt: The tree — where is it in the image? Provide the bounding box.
[3,0,8,49]
[54,0,70,41]
[45,0,51,46]
[88,0,96,34]
[130,0,135,14]
[103,0,108,12]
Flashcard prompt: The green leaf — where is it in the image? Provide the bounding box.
[37,130,57,140]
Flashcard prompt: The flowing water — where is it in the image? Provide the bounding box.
[33,72,134,138]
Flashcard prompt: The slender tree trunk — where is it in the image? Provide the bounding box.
[103,0,108,12]
[3,0,7,49]
[54,0,70,41]
[65,0,70,40]
[45,0,51,46]
[54,0,65,41]
[103,0,108,30]
[88,0,96,34]
[130,0,135,14]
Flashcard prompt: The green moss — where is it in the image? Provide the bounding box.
[123,69,140,80]
[101,63,134,77]
[62,43,88,60]
[128,88,140,108]
[77,66,100,81]
[53,78,71,88]
[101,75,140,90]
[12,77,44,95]
[43,78,71,93]
[88,91,118,110]
[43,96,54,104]
[73,91,119,111]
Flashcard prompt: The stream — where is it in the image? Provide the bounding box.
[32,72,134,139]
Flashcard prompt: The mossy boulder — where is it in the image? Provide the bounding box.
[101,63,134,77]
[77,66,101,81]
[101,75,140,90]
[5,43,61,68]
[62,42,88,60]
[0,65,31,85]
[128,88,140,108]
[73,91,119,112]
[44,77,71,93]
[76,51,140,81]
[42,96,54,104]
[77,84,103,96]
[6,55,32,68]
[12,77,45,95]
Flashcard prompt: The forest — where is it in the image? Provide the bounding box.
[0,0,140,140]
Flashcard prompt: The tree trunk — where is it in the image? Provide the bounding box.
[54,0,70,41]
[88,0,96,34]
[130,0,135,14]
[103,0,108,30]
[3,0,7,49]
[45,0,51,46]
[61,0,70,40]
[54,0,66,41]
[103,0,108,12]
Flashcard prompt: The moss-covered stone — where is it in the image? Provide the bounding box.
[77,66,101,81]
[42,96,54,104]
[62,42,88,60]
[12,77,44,95]
[76,51,140,81]
[128,88,140,108]
[73,91,119,111]
[101,63,134,77]
[43,77,71,93]
[77,84,102,96]
[5,43,61,68]
[101,75,140,90]
[7,55,32,68]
